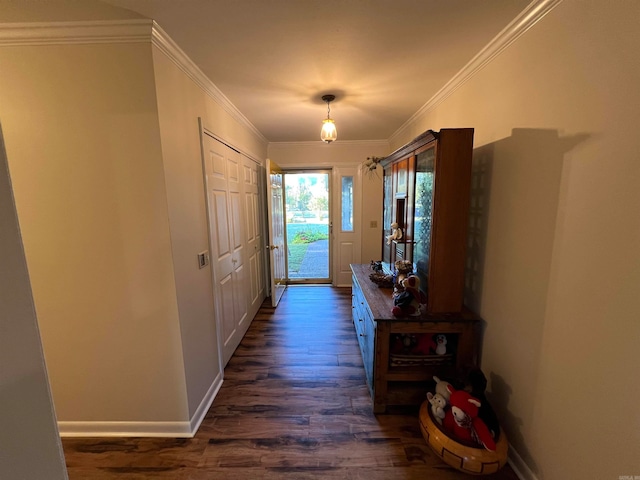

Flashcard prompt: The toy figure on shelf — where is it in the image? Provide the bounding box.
[385,222,403,245]
[390,334,415,353]
[392,259,413,296]
[433,334,447,355]
[412,333,447,355]
[411,333,435,355]
[369,260,394,288]
[391,275,425,317]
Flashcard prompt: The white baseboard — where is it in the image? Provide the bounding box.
[57,420,193,438]
[58,374,223,438]
[189,371,223,434]
[508,446,539,480]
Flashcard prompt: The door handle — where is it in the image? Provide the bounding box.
[269,245,279,250]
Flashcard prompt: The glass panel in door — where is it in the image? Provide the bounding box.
[414,147,435,295]
[382,165,393,268]
[284,171,331,283]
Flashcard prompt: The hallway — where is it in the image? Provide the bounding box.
[62,286,518,479]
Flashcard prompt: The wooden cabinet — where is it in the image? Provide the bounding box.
[351,264,479,413]
[352,128,479,412]
[382,128,474,314]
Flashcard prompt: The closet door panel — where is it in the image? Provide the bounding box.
[202,132,256,366]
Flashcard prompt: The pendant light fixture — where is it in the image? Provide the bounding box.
[320,94,337,143]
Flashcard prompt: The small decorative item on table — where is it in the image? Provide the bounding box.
[369,261,394,288]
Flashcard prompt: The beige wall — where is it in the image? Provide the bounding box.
[151,46,268,418]
[268,141,388,268]
[0,28,269,436]
[394,1,640,478]
[0,43,190,426]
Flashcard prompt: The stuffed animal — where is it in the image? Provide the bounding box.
[392,260,416,302]
[392,259,413,293]
[385,222,403,245]
[443,384,496,451]
[433,334,447,355]
[391,275,423,317]
[411,333,436,355]
[426,391,447,424]
[433,375,452,403]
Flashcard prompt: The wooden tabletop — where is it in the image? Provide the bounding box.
[350,264,480,323]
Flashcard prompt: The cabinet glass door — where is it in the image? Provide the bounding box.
[414,147,435,294]
[382,165,393,268]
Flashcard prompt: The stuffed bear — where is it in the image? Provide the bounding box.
[433,375,452,403]
[392,259,413,295]
[426,391,447,424]
[391,275,423,317]
[385,222,403,245]
[443,384,496,451]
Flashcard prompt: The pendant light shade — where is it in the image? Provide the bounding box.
[321,118,337,143]
[320,94,337,143]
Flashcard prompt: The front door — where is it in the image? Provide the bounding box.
[265,158,286,307]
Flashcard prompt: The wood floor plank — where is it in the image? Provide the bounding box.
[63,286,519,480]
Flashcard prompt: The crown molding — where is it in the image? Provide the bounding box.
[268,139,389,148]
[150,22,267,144]
[390,0,563,145]
[0,19,153,46]
[0,19,267,145]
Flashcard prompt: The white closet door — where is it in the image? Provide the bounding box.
[242,156,264,319]
[202,132,249,366]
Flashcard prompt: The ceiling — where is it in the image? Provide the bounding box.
[4,0,531,142]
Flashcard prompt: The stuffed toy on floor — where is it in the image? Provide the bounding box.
[443,384,496,451]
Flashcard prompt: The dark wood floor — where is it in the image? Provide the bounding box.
[63,286,519,479]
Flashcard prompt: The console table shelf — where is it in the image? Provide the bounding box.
[351,264,480,413]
